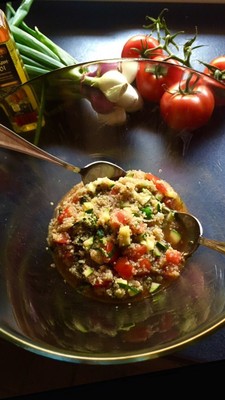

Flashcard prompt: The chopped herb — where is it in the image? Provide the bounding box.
[96,228,105,238]
[141,205,152,219]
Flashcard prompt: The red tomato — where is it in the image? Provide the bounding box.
[203,56,225,106]
[145,173,172,196]
[165,249,182,265]
[103,241,119,264]
[110,210,130,229]
[137,258,152,274]
[54,232,71,245]
[57,206,72,224]
[121,34,163,59]
[135,57,184,103]
[93,277,112,288]
[114,257,134,279]
[160,82,215,132]
[145,172,158,182]
[204,56,225,80]
[124,244,147,261]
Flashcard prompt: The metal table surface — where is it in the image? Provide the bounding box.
[2,0,225,369]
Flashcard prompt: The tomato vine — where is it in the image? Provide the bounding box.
[143,8,202,68]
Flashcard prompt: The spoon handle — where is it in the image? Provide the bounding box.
[199,237,225,256]
[0,123,80,173]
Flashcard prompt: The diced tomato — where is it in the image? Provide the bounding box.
[165,249,183,264]
[54,232,71,244]
[135,257,152,276]
[62,249,74,261]
[163,197,177,209]
[145,173,172,196]
[162,264,180,279]
[72,194,80,203]
[145,172,159,184]
[110,210,130,229]
[110,186,120,195]
[130,221,146,235]
[93,277,112,288]
[57,206,72,224]
[138,258,152,272]
[154,181,169,195]
[124,244,147,261]
[103,241,119,264]
[114,257,134,279]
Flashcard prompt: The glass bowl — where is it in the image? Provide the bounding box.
[1,58,225,364]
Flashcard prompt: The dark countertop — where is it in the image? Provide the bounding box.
[1,1,225,396]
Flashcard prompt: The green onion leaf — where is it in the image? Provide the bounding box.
[11,25,62,61]
[17,42,64,69]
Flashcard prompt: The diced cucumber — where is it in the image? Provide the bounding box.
[83,266,94,277]
[117,279,140,296]
[154,241,167,257]
[83,201,93,211]
[83,236,94,249]
[156,241,167,251]
[116,278,128,285]
[169,229,181,245]
[118,225,131,246]
[149,282,161,293]
[153,246,162,257]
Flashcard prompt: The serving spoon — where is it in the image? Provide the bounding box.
[174,212,225,257]
[1,123,225,258]
[0,123,126,184]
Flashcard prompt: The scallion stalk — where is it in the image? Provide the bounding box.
[24,64,51,78]
[7,0,34,26]
[34,27,77,66]
[6,0,77,79]
[17,42,65,70]
[10,25,62,61]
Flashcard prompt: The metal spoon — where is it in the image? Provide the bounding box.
[175,212,225,257]
[0,124,126,184]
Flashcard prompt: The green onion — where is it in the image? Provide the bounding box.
[24,64,51,79]
[7,0,34,26]
[6,0,77,79]
[10,25,62,61]
[34,26,77,66]
[17,42,64,70]
[21,54,51,69]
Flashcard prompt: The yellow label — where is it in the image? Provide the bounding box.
[0,9,42,134]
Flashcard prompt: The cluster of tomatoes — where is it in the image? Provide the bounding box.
[121,34,225,133]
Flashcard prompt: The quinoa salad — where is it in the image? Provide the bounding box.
[47,169,187,301]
